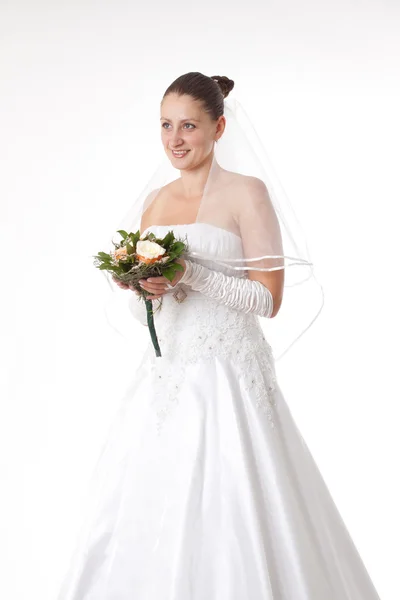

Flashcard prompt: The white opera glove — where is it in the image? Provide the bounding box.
[177,260,274,318]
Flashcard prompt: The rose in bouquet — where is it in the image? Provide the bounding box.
[93,229,188,357]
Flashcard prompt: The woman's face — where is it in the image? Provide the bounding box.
[160,93,225,169]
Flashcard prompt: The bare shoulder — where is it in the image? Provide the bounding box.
[221,170,269,220]
[221,169,267,192]
[237,172,267,192]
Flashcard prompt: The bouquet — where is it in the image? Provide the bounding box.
[93,229,188,357]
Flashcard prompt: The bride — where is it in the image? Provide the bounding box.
[57,72,381,599]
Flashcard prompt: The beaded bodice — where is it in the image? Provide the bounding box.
[140,223,278,434]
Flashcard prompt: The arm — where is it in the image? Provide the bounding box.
[175,177,284,318]
[177,260,274,318]
[138,178,284,317]
[235,176,284,318]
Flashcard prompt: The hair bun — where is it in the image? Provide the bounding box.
[210,75,235,99]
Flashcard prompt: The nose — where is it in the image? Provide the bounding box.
[169,130,184,149]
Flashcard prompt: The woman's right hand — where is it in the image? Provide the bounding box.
[112,275,140,295]
[112,275,129,289]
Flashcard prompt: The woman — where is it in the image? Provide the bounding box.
[57,73,381,599]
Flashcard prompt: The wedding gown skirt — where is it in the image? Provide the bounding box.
[57,223,381,599]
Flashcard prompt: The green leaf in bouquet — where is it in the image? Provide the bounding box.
[167,262,184,273]
[161,262,184,281]
[160,231,175,247]
[126,242,135,255]
[100,264,118,272]
[128,231,140,246]
[120,262,133,273]
[161,266,177,282]
[116,229,129,240]
[96,251,113,261]
[169,241,186,253]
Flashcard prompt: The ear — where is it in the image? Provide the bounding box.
[215,115,226,140]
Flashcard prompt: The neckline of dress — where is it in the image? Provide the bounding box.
[143,222,242,241]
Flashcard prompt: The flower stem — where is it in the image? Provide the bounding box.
[145,299,161,357]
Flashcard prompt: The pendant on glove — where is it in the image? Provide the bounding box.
[173,286,187,303]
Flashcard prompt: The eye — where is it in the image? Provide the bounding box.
[161,122,195,130]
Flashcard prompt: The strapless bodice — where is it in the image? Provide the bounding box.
[138,223,277,431]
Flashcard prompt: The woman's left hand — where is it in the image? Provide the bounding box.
[138,258,186,300]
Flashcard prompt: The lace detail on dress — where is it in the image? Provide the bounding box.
[148,295,278,435]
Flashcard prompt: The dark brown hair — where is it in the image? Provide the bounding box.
[162,72,235,121]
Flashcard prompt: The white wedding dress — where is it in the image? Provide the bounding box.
[57,223,381,599]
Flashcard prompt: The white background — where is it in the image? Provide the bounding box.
[1,1,399,598]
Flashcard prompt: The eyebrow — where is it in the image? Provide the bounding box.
[160,117,201,122]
